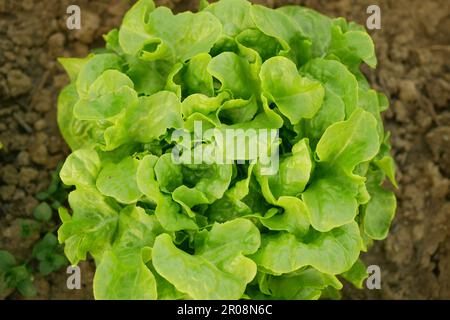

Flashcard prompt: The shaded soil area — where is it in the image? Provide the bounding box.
[0,0,449,299]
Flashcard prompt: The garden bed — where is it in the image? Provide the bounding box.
[0,0,449,299]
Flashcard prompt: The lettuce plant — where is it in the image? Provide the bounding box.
[57,0,397,300]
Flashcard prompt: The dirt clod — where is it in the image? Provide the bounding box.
[73,11,100,44]
[7,70,32,97]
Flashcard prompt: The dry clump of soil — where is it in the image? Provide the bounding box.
[0,0,449,299]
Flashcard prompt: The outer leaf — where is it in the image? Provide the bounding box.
[278,6,332,57]
[301,58,358,117]
[114,206,163,249]
[126,92,183,143]
[374,155,397,188]
[204,0,254,37]
[226,95,283,130]
[315,108,379,174]
[136,154,160,203]
[207,165,255,222]
[94,206,162,300]
[152,218,260,299]
[181,92,228,118]
[250,4,311,65]
[151,264,190,299]
[181,53,214,97]
[235,29,281,62]
[57,84,101,150]
[265,138,313,198]
[304,109,377,233]
[118,0,156,56]
[126,58,172,96]
[341,259,368,289]
[208,52,259,99]
[58,56,92,82]
[219,96,259,124]
[96,156,143,204]
[302,171,361,232]
[329,20,377,68]
[75,53,123,98]
[363,170,397,240]
[154,153,183,193]
[94,248,157,300]
[260,56,324,125]
[358,88,384,143]
[73,70,138,121]
[302,88,346,146]
[104,29,123,55]
[104,91,183,150]
[146,7,222,62]
[260,196,310,237]
[252,221,361,275]
[60,148,101,189]
[181,163,233,203]
[155,195,198,231]
[265,268,342,300]
[58,189,119,264]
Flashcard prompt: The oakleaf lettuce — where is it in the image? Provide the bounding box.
[57,0,396,300]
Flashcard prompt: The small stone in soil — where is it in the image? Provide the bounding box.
[7,70,32,97]
[1,164,18,185]
[0,185,16,201]
[29,144,48,165]
[19,167,39,185]
[34,119,47,131]
[399,80,419,102]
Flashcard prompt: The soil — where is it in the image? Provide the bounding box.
[0,0,449,300]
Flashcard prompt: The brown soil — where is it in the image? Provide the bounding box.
[0,0,449,300]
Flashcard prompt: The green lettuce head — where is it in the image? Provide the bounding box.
[57,0,397,300]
